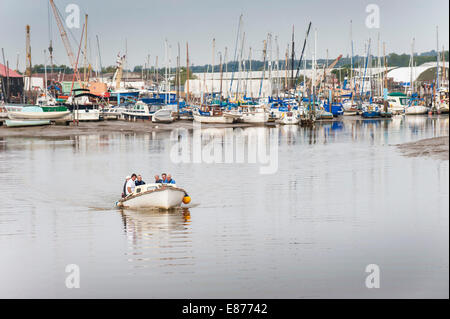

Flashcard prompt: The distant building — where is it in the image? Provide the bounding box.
[0,63,24,102]
[386,62,449,86]
[187,62,449,97]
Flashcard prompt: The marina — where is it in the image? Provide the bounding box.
[0,0,448,303]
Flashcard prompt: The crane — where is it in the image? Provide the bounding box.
[315,54,343,87]
[48,0,82,87]
[112,53,126,90]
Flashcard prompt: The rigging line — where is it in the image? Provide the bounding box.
[229,14,243,93]
[294,22,312,82]
[47,1,52,43]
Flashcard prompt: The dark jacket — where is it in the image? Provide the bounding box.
[122,180,128,198]
[135,180,146,186]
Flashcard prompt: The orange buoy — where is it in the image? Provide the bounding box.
[182,196,191,204]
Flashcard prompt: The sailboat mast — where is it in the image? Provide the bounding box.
[350,20,355,102]
[155,56,159,93]
[442,45,446,84]
[436,26,440,91]
[285,45,288,92]
[44,49,48,100]
[361,39,370,97]
[83,14,88,87]
[244,47,252,98]
[236,32,245,100]
[211,38,215,99]
[259,40,267,98]
[410,38,415,94]
[383,42,387,93]
[276,36,280,99]
[377,32,381,96]
[249,47,253,98]
[96,35,103,81]
[268,33,272,99]
[312,29,317,116]
[177,42,180,119]
[290,25,295,91]
[165,39,168,104]
[229,14,243,98]
[186,42,189,104]
[219,51,223,101]
[146,54,150,85]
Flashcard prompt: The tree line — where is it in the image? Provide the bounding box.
[26,50,448,75]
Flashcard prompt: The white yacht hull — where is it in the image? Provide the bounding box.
[241,112,269,123]
[405,105,428,115]
[117,186,186,209]
[193,113,234,123]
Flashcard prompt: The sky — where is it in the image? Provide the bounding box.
[0,0,448,71]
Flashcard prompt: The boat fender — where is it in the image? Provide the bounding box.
[182,194,191,204]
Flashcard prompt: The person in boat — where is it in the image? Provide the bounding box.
[122,175,131,198]
[166,174,176,184]
[135,175,146,186]
[161,173,168,183]
[126,174,137,196]
[154,175,163,183]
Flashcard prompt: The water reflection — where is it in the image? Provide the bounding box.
[0,115,447,154]
[119,208,194,271]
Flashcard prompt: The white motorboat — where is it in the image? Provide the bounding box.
[435,88,449,114]
[192,107,236,124]
[65,91,101,121]
[152,108,174,123]
[275,110,300,125]
[386,92,408,114]
[101,107,126,120]
[116,183,188,209]
[122,101,160,120]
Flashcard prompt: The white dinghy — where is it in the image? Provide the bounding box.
[116,183,188,209]
[152,108,174,123]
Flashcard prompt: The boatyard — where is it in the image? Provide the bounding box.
[0,0,448,303]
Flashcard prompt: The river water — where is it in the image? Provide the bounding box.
[0,115,448,298]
